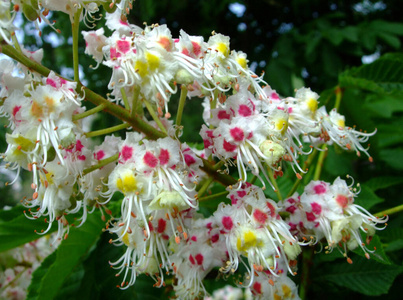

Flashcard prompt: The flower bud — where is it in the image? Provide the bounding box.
[259,140,285,166]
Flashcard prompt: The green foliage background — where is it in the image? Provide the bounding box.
[1,0,403,299]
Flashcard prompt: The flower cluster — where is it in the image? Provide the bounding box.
[0,2,387,300]
[280,177,388,262]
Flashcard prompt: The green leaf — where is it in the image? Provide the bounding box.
[377,119,403,148]
[316,256,403,296]
[0,205,57,253]
[379,149,403,170]
[363,94,403,118]
[379,228,403,252]
[353,235,391,265]
[369,20,403,36]
[364,177,403,192]
[339,54,403,93]
[27,212,105,300]
[354,184,384,210]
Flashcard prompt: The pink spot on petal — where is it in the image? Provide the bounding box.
[192,41,201,56]
[211,234,219,243]
[75,140,84,152]
[223,139,237,152]
[95,150,105,161]
[314,183,327,194]
[157,218,166,233]
[306,212,316,222]
[336,195,349,208]
[238,104,252,117]
[237,191,246,198]
[189,254,195,265]
[253,282,262,294]
[217,110,231,120]
[191,235,197,242]
[12,105,21,117]
[253,209,268,224]
[195,253,203,265]
[184,154,196,166]
[286,205,297,214]
[120,145,133,162]
[311,202,322,215]
[230,127,244,142]
[222,216,233,230]
[266,202,276,218]
[117,40,131,54]
[143,151,158,168]
[158,149,170,165]
[46,78,58,88]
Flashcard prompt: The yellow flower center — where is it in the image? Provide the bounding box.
[216,42,229,57]
[236,229,260,252]
[236,56,247,69]
[116,174,137,194]
[275,118,288,135]
[306,97,318,114]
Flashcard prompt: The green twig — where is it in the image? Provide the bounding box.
[72,103,107,121]
[176,85,187,127]
[313,145,328,181]
[85,123,130,138]
[198,191,229,202]
[268,168,282,200]
[72,9,82,83]
[82,153,119,176]
[375,204,403,218]
[197,177,214,199]
[121,88,130,110]
[143,99,167,134]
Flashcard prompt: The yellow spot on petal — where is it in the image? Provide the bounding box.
[216,42,229,57]
[31,101,43,118]
[236,57,247,69]
[116,174,137,194]
[275,118,288,135]
[134,59,148,78]
[122,232,130,246]
[282,284,292,297]
[146,52,160,71]
[307,98,318,114]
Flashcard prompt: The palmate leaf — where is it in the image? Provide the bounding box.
[339,53,403,94]
[315,256,403,296]
[27,212,105,300]
[0,205,57,253]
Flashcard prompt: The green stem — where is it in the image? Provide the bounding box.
[121,88,130,110]
[72,9,82,83]
[198,191,229,202]
[83,153,119,176]
[268,168,282,200]
[313,145,328,181]
[143,99,167,134]
[72,103,107,121]
[131,87,141,117]
[334,86,343,111]
[197,177,214,199]
[85,122,130,138]
[374,204,403,218]
[11,34,22,52]
[200,158,237,187]
[287,149,318,198]
[176,85,187,127]
[299,246,314,300]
